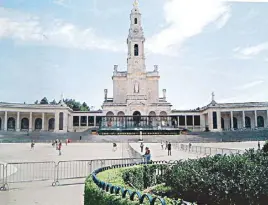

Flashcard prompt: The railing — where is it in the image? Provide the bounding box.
[0,158,143,191]
[175,143,244,156]
[0,163,4,190]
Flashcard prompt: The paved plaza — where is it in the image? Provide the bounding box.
[0,141,265,205]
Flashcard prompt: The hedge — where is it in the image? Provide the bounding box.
[165,149,268,205]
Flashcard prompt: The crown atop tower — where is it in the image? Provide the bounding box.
[133,0,139,7]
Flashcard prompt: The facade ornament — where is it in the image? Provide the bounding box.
[163,89,166,100]
[134,82,139,93]
[212,92,215,101]
[104,89,108,101]
[114,65,118,72]
[154,65,159,72]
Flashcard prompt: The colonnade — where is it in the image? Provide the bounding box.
[0,111,65,132]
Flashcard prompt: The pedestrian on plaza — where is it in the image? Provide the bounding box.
[189,143,192,151]
[140,142,144,153]
[80,136,82,141]
[143,147,151,163]
[31,140,35,150]
[66,139,68,146]
[56,139,59,150]
[167,142,172,156]
[113,143,117,151]
[161,141,164,150]
[58,141,62,155]
[52,140,55,147]
[165,141,168,150]
[258,141,261,150]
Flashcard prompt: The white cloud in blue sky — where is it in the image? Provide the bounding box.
[0,0,267,110]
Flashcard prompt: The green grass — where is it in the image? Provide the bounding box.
[97,166,140,191]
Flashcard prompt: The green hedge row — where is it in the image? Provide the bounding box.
[84,175,139,205]
[165,149,268,205]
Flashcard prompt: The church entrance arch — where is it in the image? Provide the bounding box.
[106,111,114,127]
[8,117,15,130]
[133,111,141,127]
[21,118,29,130]
[149,111,157,127]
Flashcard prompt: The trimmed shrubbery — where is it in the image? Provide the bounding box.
[84,149,268,205]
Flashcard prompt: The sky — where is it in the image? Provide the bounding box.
[0,0,267,110]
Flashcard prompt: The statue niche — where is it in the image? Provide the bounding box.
[134,82,139,93]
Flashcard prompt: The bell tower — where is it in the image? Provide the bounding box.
[127,0,146,74]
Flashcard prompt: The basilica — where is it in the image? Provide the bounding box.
[0,1,268,134]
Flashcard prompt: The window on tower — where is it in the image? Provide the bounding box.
[134,44,139,56]
[134,18,137,24]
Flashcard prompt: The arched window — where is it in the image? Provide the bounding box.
[257,116,264,127]
[35,118,42,130]
[21,118,29,130]
[245,116,251,128]
[48,118,55,130]
[233,117,238,129]
[134,44,139,56]
[134,18,138,24]
[7,117,15,130]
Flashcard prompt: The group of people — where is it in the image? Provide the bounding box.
[52,139,63,155]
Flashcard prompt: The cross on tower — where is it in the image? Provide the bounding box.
[212,92,215,101]
[133,0,139,7]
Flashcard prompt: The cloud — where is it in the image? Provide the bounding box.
[233,42,268,59]
[147,0,231,56]
[0,7,124,52]
[234,80,264,90]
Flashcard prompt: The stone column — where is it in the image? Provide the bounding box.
[200,114,206,131]
[42,113,45,131]
[242,111,245,128]
[254,110,258,128]
[4,111,8,131]
[29,112,33,132]
[216,111,221,131]
[94,116,97,127]
[55,112,59,132]
[16,112,20,132]
[63,112,68,132]
[184,115,187,129]
[208,111,213,131]
[230,111,234,130]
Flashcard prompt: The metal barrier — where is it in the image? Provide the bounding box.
[53,158,143,186]
[3,161,56,190]
[0,163,4,190]
[178,143,243,156]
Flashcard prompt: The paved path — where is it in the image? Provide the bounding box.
[0,143,130,205]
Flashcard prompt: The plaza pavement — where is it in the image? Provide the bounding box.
[0,143,130,205]
[0,141,265,205]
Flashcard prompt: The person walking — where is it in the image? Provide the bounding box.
[31,140,35,150]
[258,141,261,150]
[161,141,164,150]
[140,142,144,153]
[167,142,172,156]
[66,139,68,146]
[58,141,62,156]
[80,136,82,141]
[165,141,168,150]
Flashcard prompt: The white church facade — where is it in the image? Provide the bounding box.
[0,1,268,134]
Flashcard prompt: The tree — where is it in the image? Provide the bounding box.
[40,97,49,104]
[50,99,57,105]
[34,100,39,104]
[81,102,90,111]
